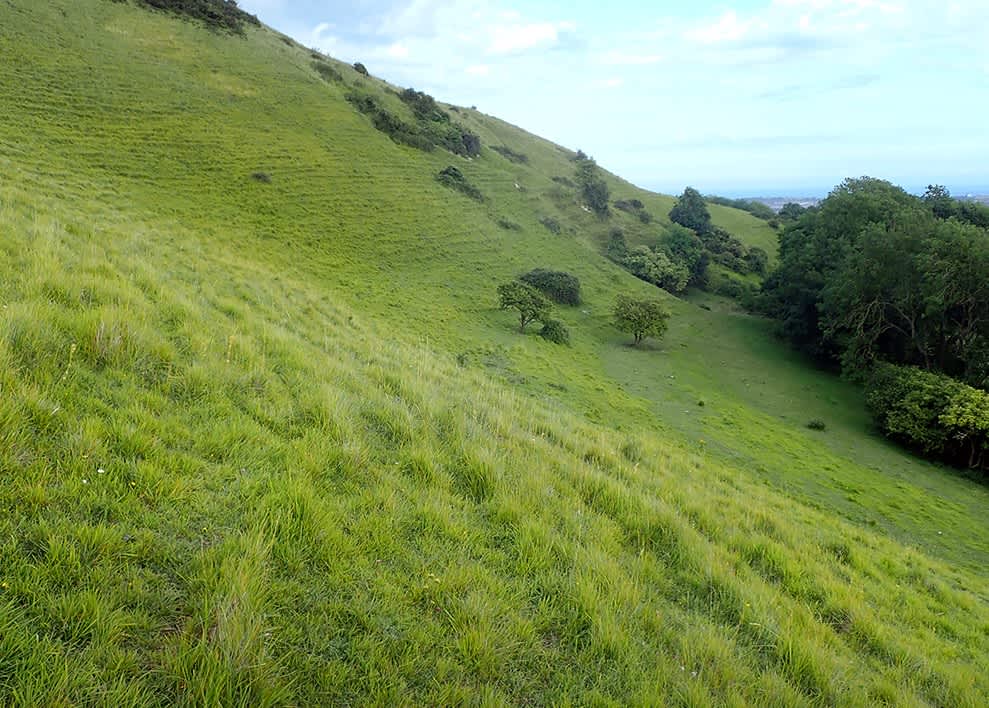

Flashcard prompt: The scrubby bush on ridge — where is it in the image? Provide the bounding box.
[436,166,483,201]
[127,0,260,33]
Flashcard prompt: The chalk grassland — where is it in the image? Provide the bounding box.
[0,0,987,705]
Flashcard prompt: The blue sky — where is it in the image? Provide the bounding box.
[239,0,989,197]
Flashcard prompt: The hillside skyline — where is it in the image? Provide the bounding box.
[240,0,989,196]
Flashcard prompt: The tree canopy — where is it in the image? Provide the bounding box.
[498,281,552,333]
[613,295,670,345]
[761,177,989,387]
[669,187,712,235]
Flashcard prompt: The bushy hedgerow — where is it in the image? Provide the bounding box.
[491,146,529,164]
[353,62,369,76]
[614,198,653,223]
[539,319,571,345]
[519,269,581,306]
[539,217,562,234]
[129,0,260,33]
[347,86,480,157]
[866,363,989,471]
[436,166,483,201]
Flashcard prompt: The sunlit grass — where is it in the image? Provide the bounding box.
[1,0,987,704]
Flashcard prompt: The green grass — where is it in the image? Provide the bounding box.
[1,1,987,704]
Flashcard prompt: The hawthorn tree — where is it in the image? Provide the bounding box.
[613,294,670,346]
[498,281,551,333]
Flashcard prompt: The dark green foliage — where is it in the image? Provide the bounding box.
[312,60,342,83]
[925,185,989,228]
[346,92,426,150]
[615,198,653,223]
[710,272,759,306]
[665,224,709,287]
[806,419,827,431]
[497,218,521,231]
[745,246,769,275]
[624,246,689,294]
[605,228,628,262]
[551,176,576,188]
[613,294,670,345]
[762,178,923,363]
[131,0,260,33]
[347,89,480,158]
[539,318,570,345]
[436,166,483,201]
[399,88,445,120]
[519,269,581,305]
[866,364,988,471]
[670,187,712,235]
[706,195,776,221]
[763,177,989,384]
[250,171,271,183]
[491,145,529,164]
[397,88,481,157]
[353,62,369,76]
[778,202,810,222]
[574,153,610,217]
[498,281,551,333]
[539,217,562,234]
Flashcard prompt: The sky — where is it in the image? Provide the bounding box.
[238,0,989,197]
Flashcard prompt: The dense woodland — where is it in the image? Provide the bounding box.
[759,179,989,471]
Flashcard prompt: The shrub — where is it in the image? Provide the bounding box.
[353,62,369,76]
[806,419,827,431]
[497,218,521,231]
[436,166,483,201]
[519,269,581,306]
[866,363,989,471]
[491,146,529,164]
[606,228,628,262]
[539,319,570,345]
[575,153,610,217]
[250,171,271,183]
[552,176,576,188]
[312,60,342,83]
[624,246,690,294]
[539,217,562,234]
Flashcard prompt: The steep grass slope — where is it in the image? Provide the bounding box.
[1,1,988,705]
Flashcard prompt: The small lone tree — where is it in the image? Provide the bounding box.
[613,294,670,346]
[498,281,551,333]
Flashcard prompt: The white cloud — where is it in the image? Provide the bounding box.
[466,64,491,76]
[599,51,665,66]
[487,21,573,54]
[386,42,410,59]
[685,10,757,44]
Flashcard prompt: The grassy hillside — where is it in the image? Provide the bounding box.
[1,0,987,704]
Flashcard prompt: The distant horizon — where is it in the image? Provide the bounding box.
[647,183,989,201]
